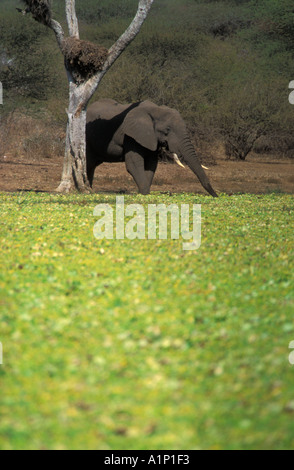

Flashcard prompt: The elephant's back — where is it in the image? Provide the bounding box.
[87,98,130,123]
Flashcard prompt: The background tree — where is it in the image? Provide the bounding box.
[18,0,154,193]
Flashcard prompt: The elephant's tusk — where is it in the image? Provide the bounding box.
[201,165,209,170]
[172,153,186,169]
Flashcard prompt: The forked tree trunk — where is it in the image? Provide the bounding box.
[56,74,105,193]
[56,0,154,193]
[19,0,154,193]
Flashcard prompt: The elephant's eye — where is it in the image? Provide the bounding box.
[157,125,170,137]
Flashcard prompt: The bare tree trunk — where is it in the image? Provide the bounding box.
[57,97,89,193]
[57,0,154,193]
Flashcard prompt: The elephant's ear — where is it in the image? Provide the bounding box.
[123,108,158,151]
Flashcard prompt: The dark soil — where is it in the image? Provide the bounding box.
[0,153,293,195]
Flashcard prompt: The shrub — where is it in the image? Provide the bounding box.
[0,111,65,160]
[252,0,294,50]
[215,75,294,160]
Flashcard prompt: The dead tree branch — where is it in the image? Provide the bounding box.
[65,0,79,38]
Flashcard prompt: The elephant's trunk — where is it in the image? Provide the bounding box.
[180,136,218,197]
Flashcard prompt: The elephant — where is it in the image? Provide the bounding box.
[86,98,218,197]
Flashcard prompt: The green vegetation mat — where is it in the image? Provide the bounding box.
[0,192,293,449]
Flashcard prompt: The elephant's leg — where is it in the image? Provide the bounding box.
[87,158,101,188]
[87,165,95,188]
[86,141,103,188]
[124,137,158,194]
[144,154,158,189]
[125,152,150,195]
[125,151,151,195]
